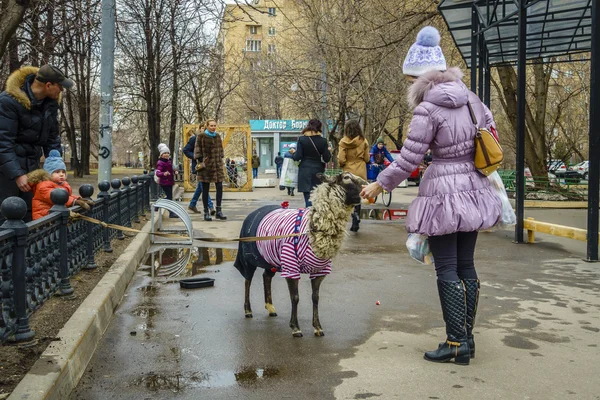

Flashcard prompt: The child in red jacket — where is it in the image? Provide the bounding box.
[28,150,91,220]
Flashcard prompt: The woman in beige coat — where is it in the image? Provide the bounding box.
[338,120,369,232]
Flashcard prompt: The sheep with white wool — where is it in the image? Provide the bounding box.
[233,171,367,337]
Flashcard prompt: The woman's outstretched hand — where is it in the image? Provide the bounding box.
[361,182,383,199]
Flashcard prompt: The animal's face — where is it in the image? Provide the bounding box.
[316,172,367,206]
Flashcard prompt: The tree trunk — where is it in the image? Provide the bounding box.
[495,63,548,178]
[0,0,29,62]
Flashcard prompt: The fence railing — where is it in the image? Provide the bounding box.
[0,173,153,343]
[497,169,587,198]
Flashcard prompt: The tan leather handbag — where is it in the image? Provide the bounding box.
[468,102,503,176]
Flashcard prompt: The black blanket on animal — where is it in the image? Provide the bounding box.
[234,205,282,280]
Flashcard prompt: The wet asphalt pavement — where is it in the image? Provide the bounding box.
[71,198,600,400]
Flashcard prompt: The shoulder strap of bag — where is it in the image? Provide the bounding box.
[308,137,321,155]
[466,101,479,128]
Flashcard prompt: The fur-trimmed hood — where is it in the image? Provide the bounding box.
[302,130,322,137]
[4,66,40,110]
[407,67,469,109]
[27,169,51,186]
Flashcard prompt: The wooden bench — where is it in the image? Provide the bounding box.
[524,217,592,243]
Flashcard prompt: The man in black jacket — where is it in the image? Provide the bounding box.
[182,133,214,214]
[0,64,72,221]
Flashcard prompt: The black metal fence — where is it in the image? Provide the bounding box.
[0,173,155,343]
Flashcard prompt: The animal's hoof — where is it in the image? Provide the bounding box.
[292,331,303,338]
[269,312,278,317]
[314,330,325,337]
[245,313,253,318]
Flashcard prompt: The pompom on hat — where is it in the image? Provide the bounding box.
[158,143,170,156]
[402,26,447,77]
[43,150,67,174]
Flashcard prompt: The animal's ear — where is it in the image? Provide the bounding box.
[316,173,332,183]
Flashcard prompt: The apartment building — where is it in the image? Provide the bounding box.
[218,0,311,170]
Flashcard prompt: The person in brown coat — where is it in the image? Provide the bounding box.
[193,119,227,221]
[338,119,370,232]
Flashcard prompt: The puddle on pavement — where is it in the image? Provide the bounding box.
[135,366,280,391]
[360,208,407,220]
[141,247,237,278]
[132,284,160,337]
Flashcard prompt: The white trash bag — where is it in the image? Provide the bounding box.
[488,171,516,229]
[406,233,434,265]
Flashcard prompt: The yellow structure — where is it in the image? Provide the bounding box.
[182,124,253,192]
[218,1,304,124]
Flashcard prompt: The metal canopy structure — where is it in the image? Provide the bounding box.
[440,0,593,68]
[438,0,599,261]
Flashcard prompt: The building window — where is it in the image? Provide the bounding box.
[246,39,262,52]
[268,7,276,16]
[268,44,276,54]
[268,27,276,36]
[249,25,258,35]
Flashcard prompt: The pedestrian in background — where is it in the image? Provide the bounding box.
[182,131,214,215]
[361,26,501,365]
[292,119,331,207]
[251,151,260,179]
[0,64,72,221]
[338,120,369,232]
[283,144,296,196]
[194,119,227,221]
[368,138,395,181]
[274,152,284,178]
[155,143,177,218]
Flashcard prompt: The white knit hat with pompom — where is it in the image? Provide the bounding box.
[158,143,170,156]
[402,26,447,77]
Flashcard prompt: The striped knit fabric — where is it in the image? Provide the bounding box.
[255,208,332,280]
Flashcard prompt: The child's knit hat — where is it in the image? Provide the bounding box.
[402,26,447,77]
[376,138,385,145]
[43,150,67,174]
[158,143,170,156]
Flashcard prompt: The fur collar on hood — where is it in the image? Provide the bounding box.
[4,66,39,110]
[303,130,322,137]
[407,67,465,109]
[4,66,62,110]
[27,169,51,186]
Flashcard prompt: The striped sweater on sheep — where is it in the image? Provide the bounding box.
[233,171,367,337]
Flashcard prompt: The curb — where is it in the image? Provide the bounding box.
[9,219,155,400]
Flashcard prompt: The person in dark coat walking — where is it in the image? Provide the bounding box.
[0,64,72,221]
[194,119,227,221]
[292,119,331,207]
[182,133,214,215]
[274,152,284,178]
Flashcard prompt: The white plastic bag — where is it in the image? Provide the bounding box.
[406,233,434,265]
[280,158,299,188]
[488,171,516,228]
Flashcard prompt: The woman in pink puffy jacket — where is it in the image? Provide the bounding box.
[361,26,501,366]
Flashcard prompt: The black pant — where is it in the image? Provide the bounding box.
[303,192,312,207]
[202,182,222,210]
[160,184,173,200]
[428,232,478,281]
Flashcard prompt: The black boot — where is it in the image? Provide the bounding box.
[463,279,479,359]
[215,206,227,220]
[204,208,212,221]
[350,212,359,232]
[424,280,470,365]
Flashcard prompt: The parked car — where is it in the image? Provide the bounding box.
[571,160,589,180]
[547,161,580,183]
